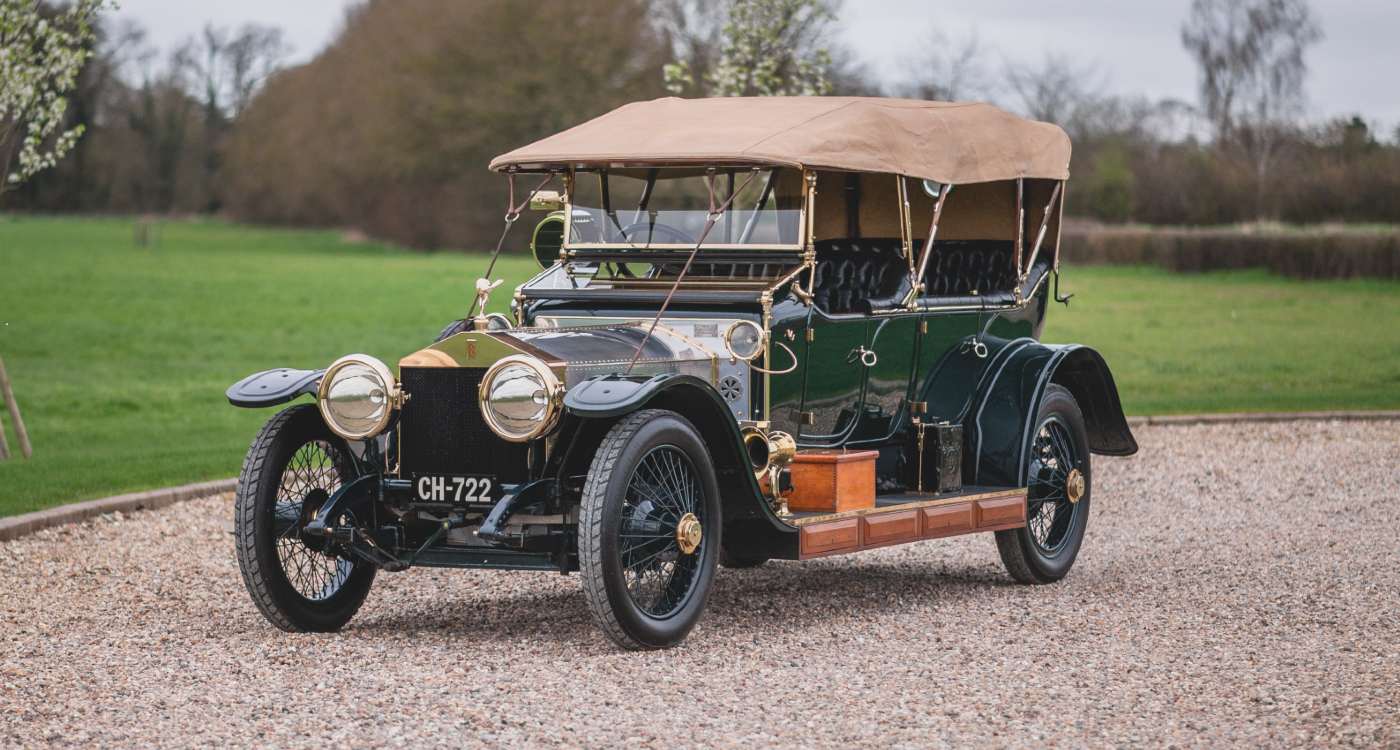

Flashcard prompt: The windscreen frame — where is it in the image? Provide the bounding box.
[562,165,809,252]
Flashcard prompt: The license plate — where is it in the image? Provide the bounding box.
[413,475,499,504]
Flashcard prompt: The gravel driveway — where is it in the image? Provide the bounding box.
[3,421,1398,748]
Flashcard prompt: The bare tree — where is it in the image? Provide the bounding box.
[169,23,288,211]
[1075,95,1199,144]
[824,44,882,96]
[1003,53,1106,131]
[174,23,289,120]
[224,26,292,117]
[899,28,991,102]
[1181,0,1322,215]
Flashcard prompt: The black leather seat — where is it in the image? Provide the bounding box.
[923,240,1019,296]
[812,238,1051,312]
[811,238,911,314]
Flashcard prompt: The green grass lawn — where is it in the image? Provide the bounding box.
[2,215,1398,516]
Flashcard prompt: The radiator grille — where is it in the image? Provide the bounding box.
[398,367,530,481]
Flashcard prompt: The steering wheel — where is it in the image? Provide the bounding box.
[602,221,695,278]
[617,221,694,245]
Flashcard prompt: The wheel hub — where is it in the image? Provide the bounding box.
[675,512,703,555]
[299,488,331,551]
[1066,468,1085,504]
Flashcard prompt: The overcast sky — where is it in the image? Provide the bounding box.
[115,0,1400,129]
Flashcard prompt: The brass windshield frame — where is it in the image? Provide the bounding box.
[560,166,808,252]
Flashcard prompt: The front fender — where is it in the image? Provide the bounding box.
[226,368,323,408]
[969,342,1138,487]
[562,372,681,418]
[563,373,798,556]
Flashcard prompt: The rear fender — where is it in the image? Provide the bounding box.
[968,343,1138,487]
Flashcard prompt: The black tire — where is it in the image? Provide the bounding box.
[996,384,1092,584]
[435,319,469,342]
[579,409,722,650]
[233,404,376,632]
[720,548,769,569]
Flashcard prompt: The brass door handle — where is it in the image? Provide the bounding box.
[848,346,878,367]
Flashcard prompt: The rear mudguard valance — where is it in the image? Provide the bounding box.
[226,368,323,408]
[962,339,1138,487]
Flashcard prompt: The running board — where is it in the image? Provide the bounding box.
[792,488,1027,560]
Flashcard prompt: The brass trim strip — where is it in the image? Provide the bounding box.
[567,242,805,251]
[480,332,567,369]
[787,487,1027,527]
[908,270,1053,314]
[604,278,776,289]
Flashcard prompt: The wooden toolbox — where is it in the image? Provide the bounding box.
[787,449,878,513]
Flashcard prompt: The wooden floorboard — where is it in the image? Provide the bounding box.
[792,486,1029,560]
[787,487,1025,527]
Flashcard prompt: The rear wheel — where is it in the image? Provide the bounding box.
[579,409,721,650]
[233,405,376,632]
[996,384,1092,584]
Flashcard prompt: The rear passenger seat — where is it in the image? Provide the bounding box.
[812,238,1052,312]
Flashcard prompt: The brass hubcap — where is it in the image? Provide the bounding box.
[1066,468,1086,504]
[675,513,703,555]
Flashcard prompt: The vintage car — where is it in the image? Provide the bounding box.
[226,97,1137,649]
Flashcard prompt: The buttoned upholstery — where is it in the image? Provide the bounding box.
[921,240,1019,296]
[811,238,1049,313]
[810,239,911,313]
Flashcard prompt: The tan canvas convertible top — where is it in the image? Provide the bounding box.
[490,96,1070,184]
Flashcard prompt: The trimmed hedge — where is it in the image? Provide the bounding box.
[1062,226,1400,280]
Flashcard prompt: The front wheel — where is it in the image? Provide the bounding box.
[996,384,1092,584]
[233,404,376,632]
[578,409,722,650]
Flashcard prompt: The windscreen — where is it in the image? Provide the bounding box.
[568,168,803,247]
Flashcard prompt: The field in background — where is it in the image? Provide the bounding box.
[1063,221,1400,279]
[2,216,1398,515]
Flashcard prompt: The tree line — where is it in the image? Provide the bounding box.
[5,0,1399,250]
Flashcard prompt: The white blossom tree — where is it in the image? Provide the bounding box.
[663,0,837,97]
[1,0,112,195]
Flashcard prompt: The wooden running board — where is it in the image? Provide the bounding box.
[793,488,1027,560]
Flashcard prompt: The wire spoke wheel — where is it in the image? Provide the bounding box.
[579,409,721,650]
[1026,417,1081,553]
[619,445,704,618]
[234,405,376,633]
[996,385,1092,585]
[271,440,354,601]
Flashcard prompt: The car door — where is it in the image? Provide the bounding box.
[912,308,985,423]
[849,313,920,444]
[798,306,870,446]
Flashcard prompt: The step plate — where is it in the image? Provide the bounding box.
[795,488,1027,559]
